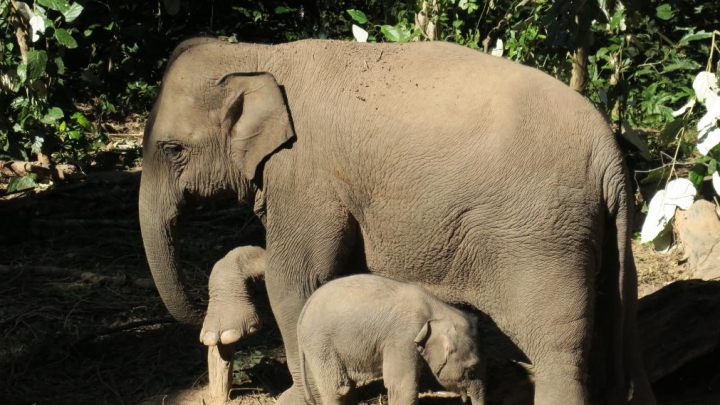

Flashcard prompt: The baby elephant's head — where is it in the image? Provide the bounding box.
[414,314,485,405]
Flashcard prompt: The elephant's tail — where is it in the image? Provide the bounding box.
[300,348,316,405]
[601,152,654,404]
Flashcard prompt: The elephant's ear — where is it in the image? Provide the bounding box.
[415,320,451,376]
[217,72,295,181]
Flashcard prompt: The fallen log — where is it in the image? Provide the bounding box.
[0,160,85,181]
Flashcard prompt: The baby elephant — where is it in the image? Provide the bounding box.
[298,274,485,405]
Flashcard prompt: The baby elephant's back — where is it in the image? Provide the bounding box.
[298,275,428,342]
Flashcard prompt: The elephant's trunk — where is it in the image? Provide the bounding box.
[139,173,204,327]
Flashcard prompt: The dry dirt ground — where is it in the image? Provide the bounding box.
[0,169,718,405]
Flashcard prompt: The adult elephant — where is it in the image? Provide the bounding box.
[138,37,654,405]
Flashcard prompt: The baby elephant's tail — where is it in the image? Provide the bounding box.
[300,348,316,405]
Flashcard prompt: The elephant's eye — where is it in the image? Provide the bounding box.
[466,368,477,379]
[162,143,184,160]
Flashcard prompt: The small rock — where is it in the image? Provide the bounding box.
[674,200,720,280]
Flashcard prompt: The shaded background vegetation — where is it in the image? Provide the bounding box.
[1,0,718,181]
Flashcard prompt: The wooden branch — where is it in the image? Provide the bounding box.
[208,344,235,403]
[1,160,85,181]
[0,264,130,286]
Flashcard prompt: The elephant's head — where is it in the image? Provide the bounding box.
[414,315,486,405]
[139,39,294,326]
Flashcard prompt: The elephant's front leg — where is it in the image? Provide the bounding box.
[266,208,358,405]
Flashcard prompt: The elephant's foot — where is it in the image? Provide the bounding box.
[276,385,307,405]
[201,301,262,345]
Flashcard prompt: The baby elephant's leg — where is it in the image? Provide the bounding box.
[201,246,266,346]
[383,346,421,405]
[307,355,358,405]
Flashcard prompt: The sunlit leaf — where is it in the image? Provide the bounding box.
[7,174,38,193]
[26,50,48,80]
[640,190,676,243]
[678,31,713,46]
[491,39,503,57]
[29,15,45,42]
[40,107,64,124]
[347,9,368,24]
[16,63,27,83]
[37,0,68,12]
[693,71,719,106]
[656,4,674,20]
[352,24,368,42]
[54,29,78,48]
[30,136,44,155]
[671,99,695,117]
[71,112,91,130]
[698,127,720,156]
[63,3,83,22]
[380,25,402,42]
[665,178,697,210]
[662,59,701,72]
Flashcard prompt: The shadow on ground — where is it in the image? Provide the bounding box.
[1,169,719,405]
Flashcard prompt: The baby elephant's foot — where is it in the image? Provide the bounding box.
[201,301,262,345]
[200,246,266,346]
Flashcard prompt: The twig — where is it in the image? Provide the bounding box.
[107,133,144,137]
[77,317,175,343]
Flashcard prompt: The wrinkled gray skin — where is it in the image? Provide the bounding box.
[298,274,485,405]
[138,37,655,405]
[200,246,266,345]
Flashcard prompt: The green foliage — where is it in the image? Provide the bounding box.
[0,0,718,175]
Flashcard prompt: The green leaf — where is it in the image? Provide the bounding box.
[662,59,701,72]
[380,25,402,42]
[17,63,27,83]
[63,3,83,22]
[656,4,674,20]
[709,159,717,175]
[71,112,91,130]
[31,136,44,155]
[54,57,65,75]
[346,9,368,24]
[274,6,296,14]
[658,118,684,145]
[26,50,48,80]
[67,130,82,140]
[54,29,78,48]
[37,0,69,12]
[688,164,705,189]
[7,174,38,193]
[641,166,672,185]
[678,31,713,46]
[41,107,64,124]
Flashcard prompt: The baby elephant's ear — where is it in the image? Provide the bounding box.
[414,320,432,349]
[216,72,295,181]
